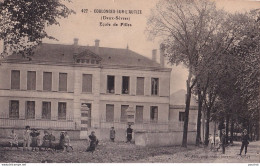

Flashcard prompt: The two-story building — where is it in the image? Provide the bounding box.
[0,39,172,140]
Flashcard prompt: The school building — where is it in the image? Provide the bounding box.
[0,39,197,144]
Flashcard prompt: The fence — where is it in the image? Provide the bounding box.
[0,116,197,132]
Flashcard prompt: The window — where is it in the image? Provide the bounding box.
[106,104,114,122]
[9,100,19,119]
[82,74,92,93]
[121,105,129,122]
[122,76,130,94]
[27,71,36,90]
[107,75,115,93]
[136,106,143,123]
[26,101,35,119]
[151,78,159,95]
[179,112,185,122]
[136,77,144,95]
[59,73,67,91]
[58,102,66,120]
[11,70,20,89]
[42,102,51,119]
[43,72,52,91]
[150,106,158,122]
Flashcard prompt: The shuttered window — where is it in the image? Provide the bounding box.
[58,102,66,120]
[82,74,92,93]
[11,70,20,89]
[121,105,129,122]
[150,106,158,122]
[42,102,51,119]
[136,106,143,123]
[27,71,36,90]
[43,72,52,91]
[136,77,144,95]
[59,73,67,91]
[9,100,19,119]
[106,104,114,122]
[26,101,35,119]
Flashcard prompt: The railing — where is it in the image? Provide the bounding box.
[0,116,197,132]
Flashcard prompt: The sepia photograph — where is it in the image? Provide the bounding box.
[0,0,259,164]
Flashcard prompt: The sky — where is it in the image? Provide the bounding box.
[1,0,260,93]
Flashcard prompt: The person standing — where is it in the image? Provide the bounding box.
[86,131,98,153]
[64,131,72,152]
[220,130,226,154]
[126,125,133,143]
[209,134,214,151]
[23,126,31,151]
[110,127,116,142]
[239,129,250,155]
[215,134,220,151]
[30,129,40,151]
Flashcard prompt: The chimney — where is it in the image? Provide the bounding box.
[152,49,157,62]
[160,43,165,67]
[95,39,100,54]
[73,38,79,55]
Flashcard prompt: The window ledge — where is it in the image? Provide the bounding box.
[81,92,93,94]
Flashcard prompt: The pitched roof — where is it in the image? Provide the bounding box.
[4,43,163,68]
[170,89,197,106]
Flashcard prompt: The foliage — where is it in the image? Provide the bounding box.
[0,0,75,57]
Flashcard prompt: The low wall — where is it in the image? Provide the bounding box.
[135,131,196,147]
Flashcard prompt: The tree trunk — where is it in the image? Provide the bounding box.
[204,107,210,146]
[182,82,192,147]
[225,114,229,144]
[230,117,234,144]
[196,88,202,146]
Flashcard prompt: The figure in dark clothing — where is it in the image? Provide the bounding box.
[30,129,40,151]
[59,131,65,150]
[48,131,56,149]
[110,127,116,142]
[86,131,98,153]
[220,130,226,154]
[42,131,50,150]
[239,129,250,155]
[126,125,133,143]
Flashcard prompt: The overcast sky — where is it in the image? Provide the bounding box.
[2,0,260,93]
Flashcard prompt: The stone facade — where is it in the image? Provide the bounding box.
[0,39,172,140]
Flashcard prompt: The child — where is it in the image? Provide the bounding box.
[48,130,56,149]
[86,131,98,153]
[64,132,73,152]
[42,130,50,150]
[110,127,116,142]
[209,134,214,151]
[215,134,220,151]
[9,129,19,149]
[23,126,31,151]
[30,129,40,151]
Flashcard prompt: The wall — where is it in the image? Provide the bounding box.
[135,131,196,147]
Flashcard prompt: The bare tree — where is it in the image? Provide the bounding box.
[146,0,226,147]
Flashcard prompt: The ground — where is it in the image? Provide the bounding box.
[0,140,259,163]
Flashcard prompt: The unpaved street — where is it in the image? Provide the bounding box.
[0,140,259,163]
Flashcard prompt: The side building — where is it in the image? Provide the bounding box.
[0,39,171,140]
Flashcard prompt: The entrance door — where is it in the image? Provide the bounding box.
[81,103,91,131]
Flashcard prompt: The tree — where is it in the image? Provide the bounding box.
[0,0,75,57]
[146,0,226,147]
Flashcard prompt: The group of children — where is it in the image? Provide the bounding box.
[9,126,71,152]
[8,124,133,153]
